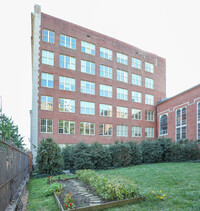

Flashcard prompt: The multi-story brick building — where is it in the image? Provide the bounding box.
[30,5,166,160]
[157,84,200,141]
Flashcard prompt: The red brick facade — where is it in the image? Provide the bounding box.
[157,84,200,141]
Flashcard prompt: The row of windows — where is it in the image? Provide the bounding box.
[42,50,154,88]
[41,119,154,138]
[160,102,200,141]
[41,96,155,121]
[41,73,155,105]
[42,29,154,73]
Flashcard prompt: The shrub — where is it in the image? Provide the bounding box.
[36,137,63,175]
[127,141,143,165]
[45,182,62,196]
[62,145,75,170]
[64,193,75,210]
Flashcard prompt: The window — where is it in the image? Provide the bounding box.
[99,104,112,117]
[132,74,142,86]
[132,91,142,103]
[145,127,154,138]
[145,94,154,105]
[80,101,95,115]
[176,107,187,141]
[41,96,53,111]
[42,29,54,43]
[42,50,54,66]
[116,125,128,137]
[132,109,142,120]
[160,114,168,136]
[99,124,112,136]
[80,122,95,135]
[59,76,75,91]
[81,60,95,75]
[81,41,95,55]
[117,69,128,83]
[100,65,112,79]
[145,111,154,121]
[59,55,76,70]
[117,88,128,101]
[100,84,112,98]
[117,106,128,119]
[145,62,154,73]
[59,98,75,113]
[41,119,53,133]
[59,120,75,134]
[100,47,112,60]
[81,80,95,95]
[117,53,128,65]
[60,34,76,50]
[132,126,142,137]
[41,73,53,88]
[145,78,154,89]
[197,102,200,139]
[132,57,141,69]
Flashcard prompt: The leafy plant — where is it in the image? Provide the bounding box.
[47,176,55,184]
[64,193,75,210]
[45,182,62,196]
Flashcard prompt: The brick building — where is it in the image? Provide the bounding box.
[157,84,200,141]
[30,5,166,160]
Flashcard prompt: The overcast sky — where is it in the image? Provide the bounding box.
[0,0,199,148]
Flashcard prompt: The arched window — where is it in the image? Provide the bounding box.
[176,107,187,141]
[160,114,168,135]
[198,102,200,139]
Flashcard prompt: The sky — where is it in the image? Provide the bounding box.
[0,0,199,148]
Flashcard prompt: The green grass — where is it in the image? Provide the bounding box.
[27,163,200,210]
[27,174,74,211]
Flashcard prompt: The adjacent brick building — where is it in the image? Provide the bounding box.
[30,5,166,160]
[157,84,200,141]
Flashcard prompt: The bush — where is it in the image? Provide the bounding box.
[62,145,75,170]
[45,182,62,196]
[127,141,143,165]
[36,137,63,175]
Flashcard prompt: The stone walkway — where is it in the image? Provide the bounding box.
[70,179,102,206]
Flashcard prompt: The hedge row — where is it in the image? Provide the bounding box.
[62,138,200,170]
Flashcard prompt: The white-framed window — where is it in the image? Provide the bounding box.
[132,74,142,86]
[145,110,154,121]
[99,124,112,136]
[132,91,142,103]
[197,102,200,139]
[117,53,128,65]
[145,78,154,89]
[81,41,95,55]
[132,109,142,120]
[117,69,128,83]
[60,34,76,50]
[145,94,154,105]
[132,126,142,137]
[42,29,54,43]
[42,50,54,66]
[41,73,53,88]
[59,55,76,70]
[100,84,112,98]
[81,60,95,75]
[41,96,53,111]
[81,80,95,95]
[59,98,75,113]
[176,107,187,141]
[116,125,128,137]
[145,62,154,73]
[145,127,154,138]
[59,120,75,134]
[100,65,112,79]
[160,114,168,136]
[99,104,112,117]
[132,57,141,69]
[59,76,75,91]
[100,47,112,60]
[117,106,128,119]
[41,119,53,133]
[117,88,128,101]
[80,122,95,135]
[80,101,95,115]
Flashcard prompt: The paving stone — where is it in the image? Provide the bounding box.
[90,200,101,203]
[90,203,101,206]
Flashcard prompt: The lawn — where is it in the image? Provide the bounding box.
[27,163,200,210]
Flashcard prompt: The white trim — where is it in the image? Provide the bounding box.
[197,101,200,139]
[159,113,168,136]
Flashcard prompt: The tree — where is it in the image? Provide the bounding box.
[36,137,63,175]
